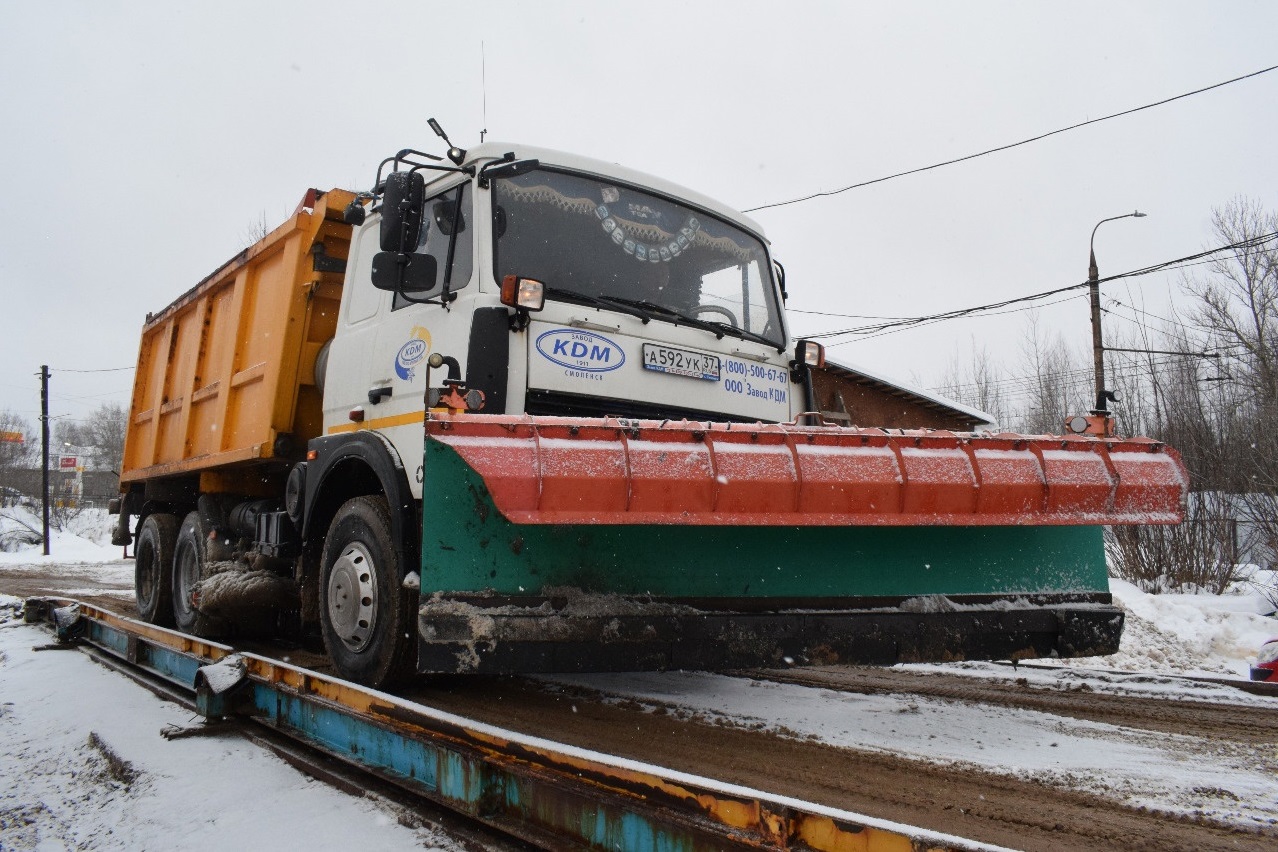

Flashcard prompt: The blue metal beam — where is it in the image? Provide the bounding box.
[27,598,1010,852]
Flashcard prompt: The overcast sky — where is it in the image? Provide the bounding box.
[2,1,1275,436]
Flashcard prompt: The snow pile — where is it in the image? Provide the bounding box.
[0,505,122,564]
[1060,577,1277,678]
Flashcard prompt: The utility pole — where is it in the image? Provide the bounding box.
[1087,211,1146,414]
[39,365,50,556]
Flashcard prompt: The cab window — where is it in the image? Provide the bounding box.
[392,181,474,311]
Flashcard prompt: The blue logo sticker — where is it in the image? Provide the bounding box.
[535,329,625,373]
[394,327,432,380]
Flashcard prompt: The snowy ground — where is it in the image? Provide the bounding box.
[0,601,452,850]
[1,510,1276,845]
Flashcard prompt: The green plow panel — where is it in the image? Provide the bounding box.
[421,438,1110,600]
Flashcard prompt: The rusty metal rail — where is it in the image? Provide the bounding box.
[25,597,1015,852]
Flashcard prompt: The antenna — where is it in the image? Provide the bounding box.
[480,41,488,143]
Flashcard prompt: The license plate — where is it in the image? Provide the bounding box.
[642,343,721,381]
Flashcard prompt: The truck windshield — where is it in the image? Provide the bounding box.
[493,169,784,347]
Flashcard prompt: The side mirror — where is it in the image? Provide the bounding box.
[371,251,438,293]
[380,171,425,252]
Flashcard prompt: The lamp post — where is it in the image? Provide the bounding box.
[1088,211,1146,414]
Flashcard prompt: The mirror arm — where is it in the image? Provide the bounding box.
[374,148,441,187]
[374,160,473,193]
[439,185,466,311]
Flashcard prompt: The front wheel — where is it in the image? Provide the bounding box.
[135,513,177,626]
[319,496,416,688]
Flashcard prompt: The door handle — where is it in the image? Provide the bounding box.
[368,386,392,405]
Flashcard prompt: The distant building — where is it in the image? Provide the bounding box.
[811,358,993,431]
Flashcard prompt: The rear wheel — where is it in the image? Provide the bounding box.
[135,513,177,626]
[319,496,416,688]
[172,511,210,635]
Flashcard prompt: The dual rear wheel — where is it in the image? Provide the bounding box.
[132,511,210,634]
[132,496,415,690]
[134,514,177,626]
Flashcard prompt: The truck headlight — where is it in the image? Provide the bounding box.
[794,339,825,369]
[501,275,545,312]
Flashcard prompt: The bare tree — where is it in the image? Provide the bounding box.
[242,210,271,247]
[53,403,127,472]
[1015,315,1089,434]
[1106,491,1242,594]
[0,409,35,474]
[1177,198,1278,568]
[933,340,1010,428]
[1100,197,1278,584]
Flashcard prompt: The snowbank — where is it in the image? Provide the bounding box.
[1059,576,1278,679]
[0,505,124,564]
[0,615,453,850]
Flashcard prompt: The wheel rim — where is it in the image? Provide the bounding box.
[327,542,378,653]
[173,540,199,622]
[136,543,157,609]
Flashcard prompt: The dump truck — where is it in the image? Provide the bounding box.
[112,140,1189,688]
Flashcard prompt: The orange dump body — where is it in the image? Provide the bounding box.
[425,413,1188,526]
[120,190,354,492]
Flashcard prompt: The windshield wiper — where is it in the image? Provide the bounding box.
[591,296,728,339]
[700,321,785,352]
[544,288,651,324]
[545,290,783,349]
[603,296,783,350]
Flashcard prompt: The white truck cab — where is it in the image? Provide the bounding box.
[323,144,813,499]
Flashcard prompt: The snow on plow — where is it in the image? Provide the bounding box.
[424,414,1187,527]
[415,414,1187,674]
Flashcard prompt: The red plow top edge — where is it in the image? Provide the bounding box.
[425,413,1188,527]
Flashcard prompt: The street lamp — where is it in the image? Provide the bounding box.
[1088,211,1147,414]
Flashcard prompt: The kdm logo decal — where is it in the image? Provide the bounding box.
[535,329,625,373]
[394,326,432,380]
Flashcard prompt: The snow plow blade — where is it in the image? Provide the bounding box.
[417,414,1186,674]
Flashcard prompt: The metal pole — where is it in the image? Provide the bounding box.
[1087,250,1106,413]
[1087,211,1146,414]
[39,364,50,556]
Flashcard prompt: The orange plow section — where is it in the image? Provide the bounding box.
[424,413,1188,527]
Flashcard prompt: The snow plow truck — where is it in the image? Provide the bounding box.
[111,139,1188,688]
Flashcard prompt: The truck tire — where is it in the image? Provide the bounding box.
[172,511,211,635]
[135,513,178,626]
[319,496,416,688]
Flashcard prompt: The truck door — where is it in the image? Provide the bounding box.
[357,181,475,498]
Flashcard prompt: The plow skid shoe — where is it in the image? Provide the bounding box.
[424,413,1187,526]
[417,414,1184,674]
[417,595,1125,674]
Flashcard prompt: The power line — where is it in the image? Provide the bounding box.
[831,293,1090,348]
[805,230,1278,344]
[930,353,1209,404]
[808,283,1086,340]
[49,366,134,373]
[744,63,1278,213]
[1097,230,1278,284]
